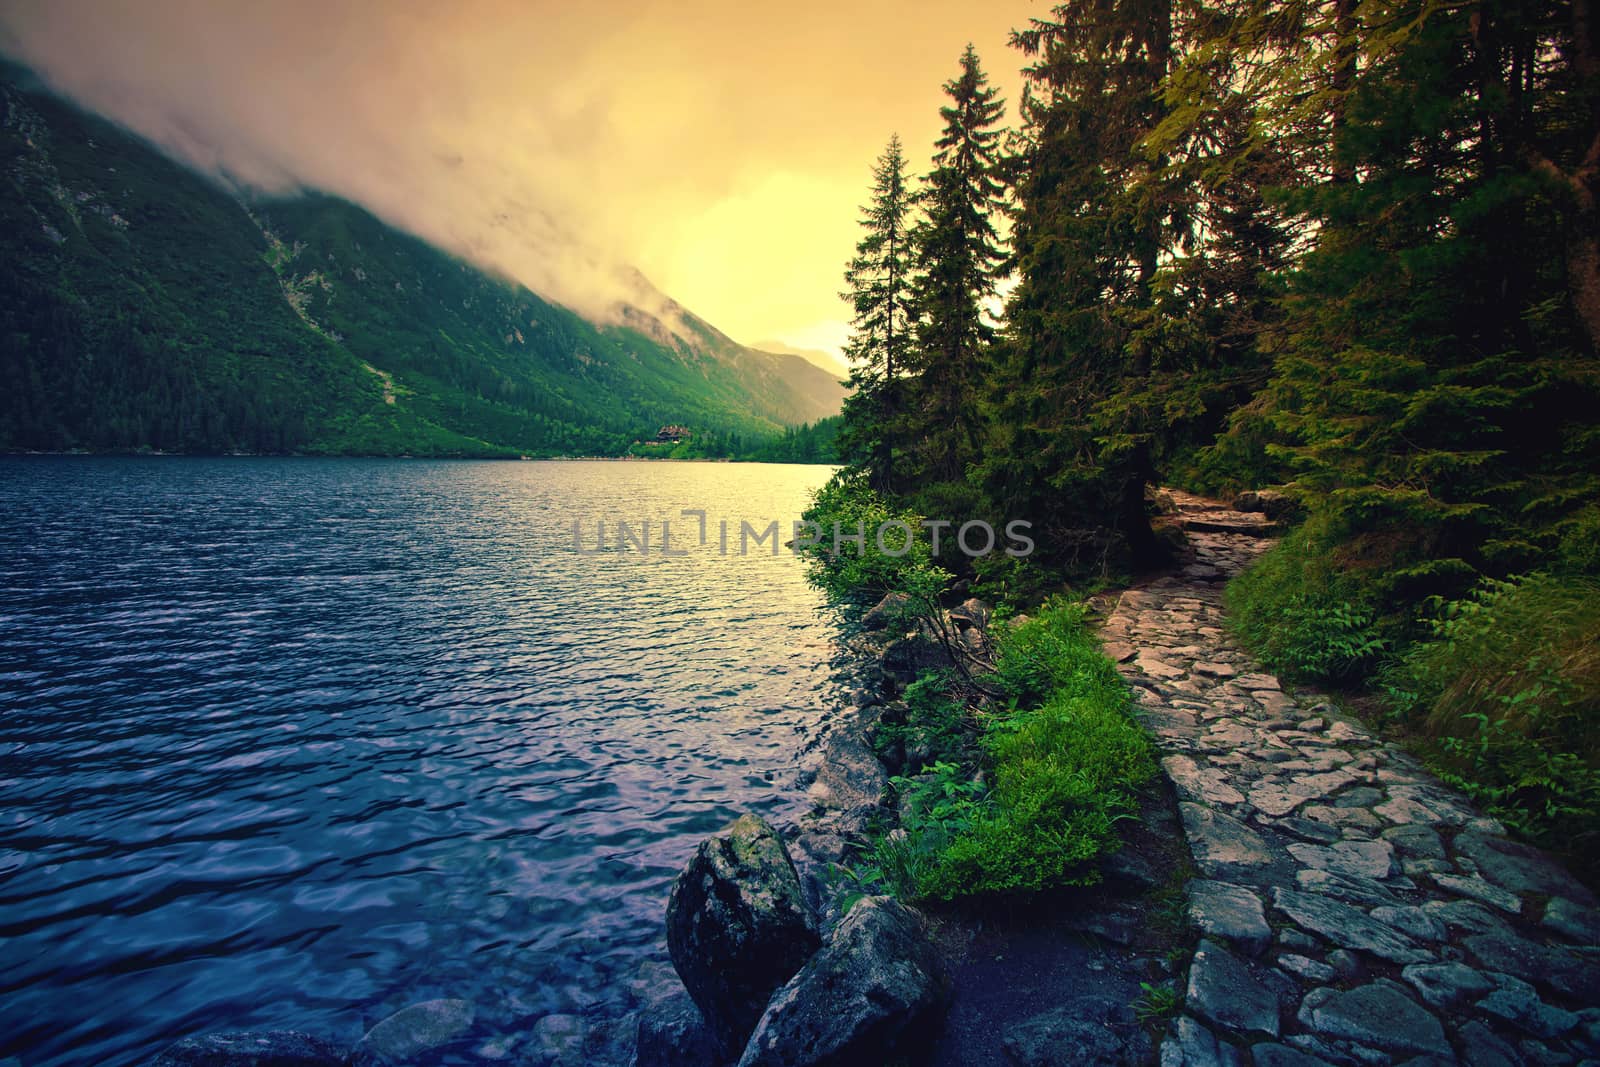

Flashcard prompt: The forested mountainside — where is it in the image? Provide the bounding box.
[0,69,845,457]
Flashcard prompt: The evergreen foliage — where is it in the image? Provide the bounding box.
[838,135,916,493]
[824,0,1599,861]
[904,45,1007,486]
[0,72,844,458]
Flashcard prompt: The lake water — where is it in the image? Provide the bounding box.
[0,457,841,1066]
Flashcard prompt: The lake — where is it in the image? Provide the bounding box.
[0,457,841,1066]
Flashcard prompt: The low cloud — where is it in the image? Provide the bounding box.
[0,0,1033,347]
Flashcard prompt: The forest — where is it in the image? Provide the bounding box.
[808,0,1600,878]
[0,68,844,460]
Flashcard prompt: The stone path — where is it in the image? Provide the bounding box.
[1102,491,1600,1067]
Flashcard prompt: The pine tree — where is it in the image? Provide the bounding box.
[1263,0,1600,599]
[977,0,1178,572]
[905,45,1008,486]
[838,134,915,494]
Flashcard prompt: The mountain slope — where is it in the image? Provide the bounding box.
[0,70,845,456]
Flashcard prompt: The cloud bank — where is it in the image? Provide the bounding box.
[0,0,1033,349]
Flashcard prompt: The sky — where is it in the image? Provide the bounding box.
[0,0,1040,363]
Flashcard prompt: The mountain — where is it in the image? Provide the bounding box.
[751,339,849,378]
[0,69,846,457]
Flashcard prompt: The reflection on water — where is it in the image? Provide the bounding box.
[0,457,840,1066]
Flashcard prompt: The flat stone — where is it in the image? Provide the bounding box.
[1288,840,1397,882]
[1420,899,1509,935]
[351,1000,476,1066]
[1188,881,1272,956]
[1187,939,1280,1036]
[1276,954,1337,983]
[1235,673,1281,691]
[1371,906,1445,943]
[1454,832,1597,906]
[1542,896,1600,943]
[1296,981,1450,1057]
[1382,825,1445,860]
[1377,786,1475,827]
[1271,889,1429,964]
[1249,786,1311,818]
[1465,931,1600,1002]
[1195,662,1238,678]
[1302,805,1384,834]
[1281,1035,1372,1065]
[1324,721,1367,743]
[1477,975,1581,1039]
[1459,1021,1521,1067]
[1251,1045,1335,1067]
[1433,873,1523,914]
[1275,817,1344,845]
[1278,929,1319,952]
[1182,803,1277,881]
[1160,1015,1243,1067]
[1138,655,1187,679]
[1333,787,1385,810]
[1166,755,1248,807]
[1292,869,1397,907]
[1400,962,1495,1010]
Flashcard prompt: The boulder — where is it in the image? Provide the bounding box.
[806,733,888,829]
[947,597,992,631]
[1231,490,1296,520]
[632,990,720,1067]
[350,1000,475,1065]
[530,1014,587,1067]
[737,897,947,1067]
[151,1031,345,1067]
[861,592,912,631]
[880,633,950,680]
[666,815,821,1054]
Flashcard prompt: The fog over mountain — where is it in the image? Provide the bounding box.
[0,0,1030,350]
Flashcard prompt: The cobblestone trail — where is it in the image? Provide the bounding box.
[1105,492,1600,1066]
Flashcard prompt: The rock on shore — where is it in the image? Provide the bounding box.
[737,896,948,1067]
[665,814,821,1055]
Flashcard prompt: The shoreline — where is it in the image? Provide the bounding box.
[0,449,838,466]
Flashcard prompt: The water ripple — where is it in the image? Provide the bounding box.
[0,457,841,1066]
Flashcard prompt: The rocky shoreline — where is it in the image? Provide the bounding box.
[145,490,1600,1066]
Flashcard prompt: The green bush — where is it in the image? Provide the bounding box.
[800,469,948,603]
[1226,519,1389,684]
[862,600,1157,901]
[1382,573,1600,861]
[874,670,975,773]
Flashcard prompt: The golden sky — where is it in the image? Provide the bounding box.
[0,0,1040,358]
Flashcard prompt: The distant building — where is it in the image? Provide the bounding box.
[655,424,692,444]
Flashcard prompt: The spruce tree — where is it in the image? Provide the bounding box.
[905,45,1008,487]
[838,134,915,495]
[1263,0,1600,599]
[978,0,1177,572]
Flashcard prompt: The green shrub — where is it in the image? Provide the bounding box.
[1382,573,1600,861]
[861,600,1157,902]
[800,469,947,603]
[874,670,975,773]
[1226,518,1389,684]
